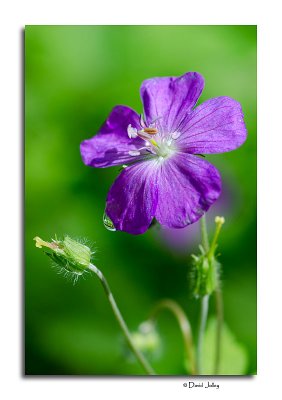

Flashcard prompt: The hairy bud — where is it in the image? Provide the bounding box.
[34,235,92,276]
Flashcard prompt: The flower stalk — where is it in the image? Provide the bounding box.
[196,215,210,374]
[194,215,225,374]
[207,216,225,261]
[214,286,224,374]
[210,216,225,374]
[149,299,196,375]
[88,263,156,375]
[197,294,209,374]
[200,214,210,253]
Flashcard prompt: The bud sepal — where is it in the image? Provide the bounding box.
[191,251,220,298]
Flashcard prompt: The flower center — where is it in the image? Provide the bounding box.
[154,135,177,158]
[127,120,180,161]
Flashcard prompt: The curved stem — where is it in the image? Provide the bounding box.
[196,294,209,374]
[88,263,156,375]
[149,299,196,375]
[214,286,224,374]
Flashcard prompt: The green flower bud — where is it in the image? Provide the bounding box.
[131,321,161,356]
[34,235,91,275]
[191,253,218,298]
[190,215,225,298]
[63,236,92,270]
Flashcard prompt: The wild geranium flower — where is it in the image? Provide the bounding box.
[80,72,247,235]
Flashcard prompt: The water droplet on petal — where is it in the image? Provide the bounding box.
[103,212,116,231]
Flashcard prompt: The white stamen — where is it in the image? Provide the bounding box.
[127,119,178,162]
[127,124,138,138]
[139,115,146,128]
[138,130,155,141]
[128,150,141,156]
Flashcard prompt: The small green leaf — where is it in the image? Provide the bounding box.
[202,318,248,375]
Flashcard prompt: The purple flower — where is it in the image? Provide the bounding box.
[80,72,247,235]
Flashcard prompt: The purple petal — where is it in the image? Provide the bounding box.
[80,105,144,168]
[140,72,204,134]
[106,160,158,235]
[155,153,221,228]
[176,97,247,154]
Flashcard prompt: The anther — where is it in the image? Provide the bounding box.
[143,127,158,135]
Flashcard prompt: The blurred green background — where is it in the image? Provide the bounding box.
[25,25,256,375]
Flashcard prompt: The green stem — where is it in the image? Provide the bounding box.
[88,263,156,375]
[149,299,196,375]
[214,286,224,374]
[200,214,209,253]
[207,217,224,261]
[196,294,209,374]
[197,214,210,374]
